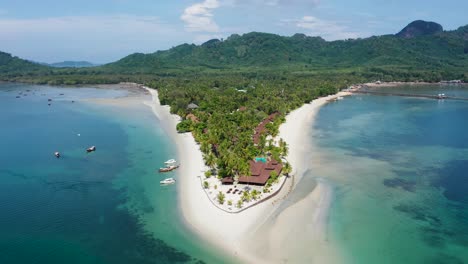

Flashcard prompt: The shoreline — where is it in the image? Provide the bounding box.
[143,86,351,263]
[361,81,467,88]
[144,87,292,263]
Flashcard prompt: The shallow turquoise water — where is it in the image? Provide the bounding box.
[310,85,468,263]
[0,83,226,264]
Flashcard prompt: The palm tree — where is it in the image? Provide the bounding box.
[283,162,292,177]
[205,152,217,171]
[259,134,267,154]
[279,139,288,157]
[200,141,210,154]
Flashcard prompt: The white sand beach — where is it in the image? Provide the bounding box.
[144,87,350,263]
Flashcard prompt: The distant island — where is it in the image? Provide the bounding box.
[44,61,98,68]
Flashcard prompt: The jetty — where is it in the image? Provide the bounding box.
[350,90,468,101]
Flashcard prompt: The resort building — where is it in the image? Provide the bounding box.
[186,113,199,123]
[187,103,199,110]
[253,112,279,145]
[238,159,283,186]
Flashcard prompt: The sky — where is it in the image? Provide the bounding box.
[0,0,467,63]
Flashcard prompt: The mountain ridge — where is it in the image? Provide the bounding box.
[396,20,444,38]
[1,20,468,83]
[101,21,468,73]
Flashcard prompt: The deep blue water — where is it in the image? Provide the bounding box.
[0,83,224,264]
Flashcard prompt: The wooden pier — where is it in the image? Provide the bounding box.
[350,90,468,101]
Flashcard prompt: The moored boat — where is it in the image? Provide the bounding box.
[159,165,179,173]
[164,159,176,164]
[86,146,96,152]
[160,178,176,185]
[54,152,60,158]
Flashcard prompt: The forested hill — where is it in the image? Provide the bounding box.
[102,20,468,74]
[0,52,47,75]
[1,20,468,83]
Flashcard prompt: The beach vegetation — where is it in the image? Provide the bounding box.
[283,162,292,176]
[251,189,260,200]
[203,181,209,189]
[217,191,225,204]
[237,199,243,208]
[176,120,192,133]
[242,190,251,202]
[227,200,233,206]
[270,171,279,183]
[204,170,212,178]
[279,138,288,157]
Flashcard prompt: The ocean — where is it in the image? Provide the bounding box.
[3,82,468,264]
[0,83,224,264]
[309,84,468,263]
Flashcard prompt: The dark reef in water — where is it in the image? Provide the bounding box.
[383,178,416,192]
[393,204,442,227]
[431,160,468,203]
[427,253,464,264]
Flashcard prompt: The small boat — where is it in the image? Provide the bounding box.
[164,159,176,164]
[160,178,176,185]
[437,93,447,99]
[54,152,60,158]
[159,165,179,173]
[86,146,96,153]
[48,99,52,102]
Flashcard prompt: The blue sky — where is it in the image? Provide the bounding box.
[0,0,467,63]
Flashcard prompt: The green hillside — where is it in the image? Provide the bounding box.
[0,52,48,76]
[1,20,468,83]
[100,21,468,76]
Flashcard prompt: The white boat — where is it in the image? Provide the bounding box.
[164,159,176,164]
[160,178,176,185]
[437,93,447,99]
[86,146,96,153]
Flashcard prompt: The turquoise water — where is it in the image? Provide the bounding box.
[310,85,468,263]
[0,83,225,264]
[5,82,467,264]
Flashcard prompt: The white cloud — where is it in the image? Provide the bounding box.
[266,0,319,6]
[181,0,220,32]
[226,0,319,7]
[285,15,360,40]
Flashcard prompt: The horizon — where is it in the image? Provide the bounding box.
[1,0,467,64]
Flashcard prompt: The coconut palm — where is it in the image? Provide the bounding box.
[283,162,292,177]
